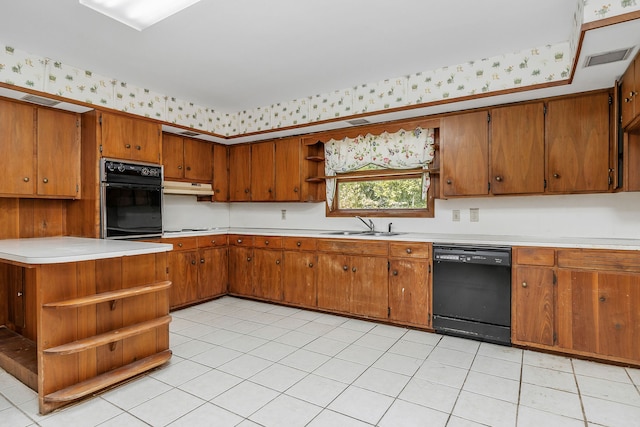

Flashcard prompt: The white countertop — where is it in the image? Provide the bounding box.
[0,237,173,265]
[161,227,640,250]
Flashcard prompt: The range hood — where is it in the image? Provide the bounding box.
[163,181,214,196]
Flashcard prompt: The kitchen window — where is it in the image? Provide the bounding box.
[324,126,436,218]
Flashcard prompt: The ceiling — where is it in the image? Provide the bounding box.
[1,1,639,142]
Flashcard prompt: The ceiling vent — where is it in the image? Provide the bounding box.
[179,130,199,137]
[584,47,634,67]
[21,94,60,107]
[346,118,370,126]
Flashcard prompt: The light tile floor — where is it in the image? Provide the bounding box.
[1,296,640,426]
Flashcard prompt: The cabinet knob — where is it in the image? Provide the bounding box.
[237,239,242,243]
[522,282,527,288]
[125,144,131,149]
[296,241,302,247]
[268,188,272,193]
[186,166,191,171]
[406,248,412,254]
[245,189,250,193]
[178,243,183,247]
[275,259,280,265]
[294,187,299,193]
[17,291,23,297]
[392,270,398,276]
[599,296,606,302]
[178,165,183,170]
[247,257,252,262]
[23,177,30,182]
[446,179,452,184]
[135,145,141,150]
[625,97,632,103]
[495,176,502,182]
[352,266,357,273]
[631,91,638,97]
[265,240,269,245]
[211,240,216,244]
[553,173,560,179]
[200,259,205,263]
[215,189,220,193]
[191,260,196,265]
[308,263,313,268]
[343,265,349,271]
[43,178,49,183]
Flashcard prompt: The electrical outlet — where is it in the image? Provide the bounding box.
[281,209,286,220]
[452,210,460,222]
[470,208,479,222]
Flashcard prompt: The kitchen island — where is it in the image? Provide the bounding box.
[0,237,173,414]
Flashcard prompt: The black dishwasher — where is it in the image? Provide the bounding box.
[432,244,511,346]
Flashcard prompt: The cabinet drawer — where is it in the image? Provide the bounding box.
[254,236,283,248]
[283,237,317,251]
[389,242,430,258]
[166,237,198,251]
[197,235,228,248]
[317,239,388,256]
[514,247,555,266]
[557,249,640,273]
[229,235,254,247]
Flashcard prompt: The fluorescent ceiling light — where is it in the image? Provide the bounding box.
[79,0,201,31]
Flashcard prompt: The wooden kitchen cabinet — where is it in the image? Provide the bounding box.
[546,92,611,193]
[212,144,229,201]
[167,249,199,308]
[196,236,228,300]
[350,255,388,319]
[388,242,431,327]
[252,242,283,301]
[0,99,80,199]
[441,110,489,197]
[275,137,302,201]
[227,235,254,295]
[250,141,275,201]
[229,145,252,201]
[620,52,640,129]
[490,103,545,195]
[99,111,161,163]
[513,266,555,346]
[316,253,351,313]
[282,237,317,307]
[162,133,213,182]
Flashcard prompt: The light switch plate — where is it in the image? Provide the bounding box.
[452,210,460,222]
[470,208,479,222]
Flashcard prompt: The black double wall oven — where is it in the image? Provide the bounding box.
[100,158,163,239]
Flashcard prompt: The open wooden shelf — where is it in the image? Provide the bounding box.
[0,326,37,391]
[43,281,171,309]
[305,156,325,162]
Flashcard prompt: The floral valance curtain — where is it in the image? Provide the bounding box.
[324,127,435,210]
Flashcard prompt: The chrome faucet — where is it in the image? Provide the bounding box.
[355,216,375,232]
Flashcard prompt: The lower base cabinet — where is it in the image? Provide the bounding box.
[512,246,640,366]
[388,242,432,327]
[283,250,317,307]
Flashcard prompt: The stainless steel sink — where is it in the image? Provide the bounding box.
[321,230,371,236]
[362,231,406,237]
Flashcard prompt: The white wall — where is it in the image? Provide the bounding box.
[164,191,640,239]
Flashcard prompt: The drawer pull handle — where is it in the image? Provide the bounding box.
[599,296,606,302]
[495,176,502,182]
[275,259,280,265]
[245,189,250,193]
[352,267,357,273]
[191,260,196,265]
[17,291,23,297]
[406,248,412,254]
[553,173,560,179]
[178,243,183,247]
[200,259,205,264]
[211,240,215,244]
[294,187,299,193]
[125,143,131,148]
[446,179,452,184]
[308,263,313,268]
[265,240,269,245]
[392,271,398,276]
[135,145,141,150]
[343,265,348,271]
[237,239,243,243]
[522,282,527,288]
[247,257,252,262]
[23,177,30,182]
[296,241,301,247]
[186,166,191,171]
[43,178,49,183]
[178,165,182,170]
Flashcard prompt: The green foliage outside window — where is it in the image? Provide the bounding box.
[337,176,426,210]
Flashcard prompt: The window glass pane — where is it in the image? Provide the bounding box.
[337,177,426,210]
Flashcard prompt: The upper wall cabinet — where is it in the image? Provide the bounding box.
[441,111,489,197]
[250,141,275,201]
[99,111,161,164]
[490,102,545,195]
[212,144,229,202]
[621,52,640,130]
[546,92,611,193]
[0,99,80,199]
[162,133,213,182]
[275,137,302,201]
[229,144,252,201]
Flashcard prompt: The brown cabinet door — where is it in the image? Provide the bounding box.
[184,139,213,182]
[349,256,388,319]
[228,246,253,295]
[388,259,429,326]
[250,141,275,201]
[252,248,282,301]
[101,112,161,163]
[212,144,229,201]
[283,251,316,307]
[0,99,35,195]
[198,247,228,299]
[513,267,555,346]
[620,57,640,129]
[490,103,545,194]
[317,253,351,313]
[546,92,611,193]
[229,144,252,201]
[441,111,489,197]
[162,133,185,180]
[36,108,81,198]
[275,137,301,201]
[168,250,198,309]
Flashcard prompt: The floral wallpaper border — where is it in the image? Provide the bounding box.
[1,0,638,138]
